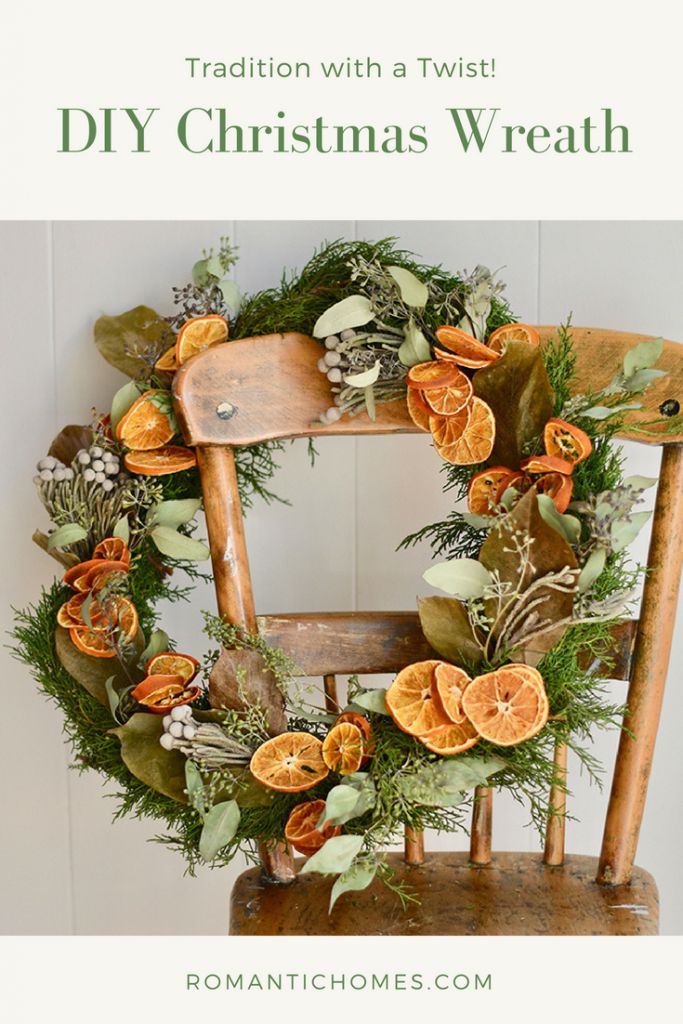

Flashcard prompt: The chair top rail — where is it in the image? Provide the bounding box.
[173,328,683,448]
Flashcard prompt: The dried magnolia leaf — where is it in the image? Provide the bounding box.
[111,713,187,803]
[208,649,287,735]
[48,424,94,465]
[417,595,483,666]
[473,340,554,465]
[55,624,145,706]
[94,305,170,379]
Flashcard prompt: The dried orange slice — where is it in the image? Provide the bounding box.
[336,711,375,761]
[487,323,540,355]
[431,397,495,465]
[70,599,138,656]
[461,664,549,746]
[155,345,179,373]
[80,560,129,592]
[422,370,473,416]
[536,472,573,513]
[131,674,201,713]
[494,470,529,504]
[64,558,129,591]
[544,418,593,466]
[520,453,574,476]
[386,660,452,736]
[176,314,229,365]
[432,663,472,724]
[406,388,432,432]
[467,466,516,515]
[284,800,341,856]
[70,627,118,658]
[322,722,364,775]
[146,652,200,682]
[124,446,197,476]
[116,390,176,451]
[57,591,104,629]
[435,326,500,368]
[92,537,130,566]
[250,732,329,793]
[419,720,479,755]
[407,361,462,391]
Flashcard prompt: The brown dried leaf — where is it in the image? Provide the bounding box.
[417,596,484,667]
[208,649,288,736]
[94,305,170,379]
[111,714,187,803]
[473,339,554,466]
[55,624,146,706]
[48,424,94,465]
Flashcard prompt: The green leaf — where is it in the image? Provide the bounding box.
[364,385,377,421]
[149,498,202,529]
[623,475,657,493]
[329,859,377,913]
[318,785,361,827]
[300,834,364,875]
[185,761,206,817]
[204,255,224,279]
[536,494,581,545]
[582,403,642,419]
[192,259,210,287]
[94,306,169,379]
[387,266,429,308]
[423,557,493,599]
[111,713,187,802]
[138,629,170,667]
[398,755,504,807]
[460,512,495,529]
[417,595,483,666]
[199,800,241,861]
[150,526,210,561]
[313,295,374,338]
[343,359,381,388]
[611,511,651,553]
[111,380,142,431]
[112,515,130,544]
[218,279,241,315]
[47,523,88,551]
[623,337,664,378]
[352,688,389,715]
[622,368,667,393]
[104,676,120,719]
[55,624,145,706]
[578,547,608,593]
[398,320,431,367]
[473,340,554,466]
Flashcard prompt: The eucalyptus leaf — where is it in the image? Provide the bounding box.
[329,859,377,913]
[387,266,429,308]
[313,296,374,338]
[582,403,642,419]
[192,259,210,287]
[139,629,170,667]
[185,761,206,817]
[47,523,88,551]
[417,596,483,666]
[104,676,120,719]
[300,834,364,875]
[343,360,381,388]
[318,785,361,827]
[623,337,664,378]
[622,368,667,393]
[204,255,224,279]
[111,380,142,431]
[473,340,554,466]
[218,279,241,316]
[611,511,651,553]
[55,624,145,706]
[113,515,130,544]
[623,475,657,493]
[150,526,210,561]
[536,494,582,545]
[578,547,608,593]
[423,557,493,599]
[398,320,431,367]
[398,755,504,807]
[199,800,241,861]
[352,688,389,715]
[149,498,202,529]
[460,512,495,529]
[94,305,169,379]
[111,713,187,802]
[80,591,94,630]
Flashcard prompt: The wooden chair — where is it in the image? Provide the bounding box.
[174,326,683,936]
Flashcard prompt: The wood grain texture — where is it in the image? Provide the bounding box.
[174,329,683,448]
[229,852,658,935]
[598,444,683,884]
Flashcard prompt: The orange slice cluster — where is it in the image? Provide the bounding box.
[386,659,549,753]
[59,538,139,658]
[406,357,494,466]
[130,650,202,713]
[116,363,199,477]
[284,800,341,856]
[155,314,229,374]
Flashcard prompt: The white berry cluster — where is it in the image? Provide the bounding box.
[316,329,359,424]
[159,704,197,749]
[34,445,124,494]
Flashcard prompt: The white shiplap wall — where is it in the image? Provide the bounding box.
[0,221,681,934]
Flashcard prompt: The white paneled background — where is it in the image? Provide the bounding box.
[1,221,681,935]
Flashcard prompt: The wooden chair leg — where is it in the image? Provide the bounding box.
[544,741,568,866]
[598,444,683,885]
[470,786,493,864]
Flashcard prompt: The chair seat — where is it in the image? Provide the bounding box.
[229,851,658,935]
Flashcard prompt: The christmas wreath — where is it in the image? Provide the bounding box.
[13,238,681,911]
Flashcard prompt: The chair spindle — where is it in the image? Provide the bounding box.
[404,828,425,865]
[323,673,339,713]
[469,787,493,864]
[543,741,568,866]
